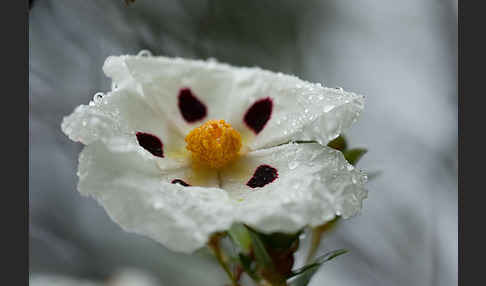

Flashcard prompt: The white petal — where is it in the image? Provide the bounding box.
[76,140,365,253]
[61,87,186,163]
[104,55,235,135]
[77,142,232,253]
[103,55,364,148]
[225,72,364,150]
[220,143,367,233]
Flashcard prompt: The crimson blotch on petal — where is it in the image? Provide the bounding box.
[178,87,207,123]
[244,97,273,134]
[136,132,164,158]
[247,164,279,188]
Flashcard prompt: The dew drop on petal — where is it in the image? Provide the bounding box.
[243,97,273,134]
[93,92,104,103]
[137,49,153,57]
[136,132,164,158]
[288,161,299,170]
[247,164,278,188]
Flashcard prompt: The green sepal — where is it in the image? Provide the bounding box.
[257,231,301,251]
[228,223,252,254]
[327,135,347,151]
[343,148,367,165]
[247,228,274,268]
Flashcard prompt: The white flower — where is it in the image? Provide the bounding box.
[61,54,367,253]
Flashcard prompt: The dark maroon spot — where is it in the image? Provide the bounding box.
[247,164,278,188]
[178,88,207,123]
[136,132,164,158]
[243,97,273,134]
[171,179,191,186]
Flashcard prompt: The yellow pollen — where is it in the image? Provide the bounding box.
[185,119,242,169]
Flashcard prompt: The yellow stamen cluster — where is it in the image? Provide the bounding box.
[185,120,242,169]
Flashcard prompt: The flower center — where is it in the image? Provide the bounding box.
[185,119,242,169]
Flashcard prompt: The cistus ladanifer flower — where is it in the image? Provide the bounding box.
[61,53,367,253]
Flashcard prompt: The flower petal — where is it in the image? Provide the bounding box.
[103,56,235,135]
[61,88,186,160]
[77,142,232,253]
[227,79,365,150]
[220,143,367,233]
[103,55,364,148]
[74,141,365,252]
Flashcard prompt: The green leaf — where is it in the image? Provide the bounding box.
[291,248,348,276]
[228,223,252,254]
[310,249,348,268]
[287,264,320,286]
[343,148,367,165]
[327,135,347,151]
[287,249,348,286]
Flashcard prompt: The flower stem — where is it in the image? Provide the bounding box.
[305,217,339,264]
[208,234,240,286]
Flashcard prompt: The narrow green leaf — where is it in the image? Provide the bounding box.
[287,264,320,286]
[313,249,348,264]
[343,148,367,165]
[288,249,348,279]
[327,135,347,151]
[228,223,252,254]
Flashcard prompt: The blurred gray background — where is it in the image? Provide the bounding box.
[29,0,458,285]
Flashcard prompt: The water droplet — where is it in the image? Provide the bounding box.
[93,92,104,103]
[299,232,307,240]
[288,161,299,170]
[137,49,153,57]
